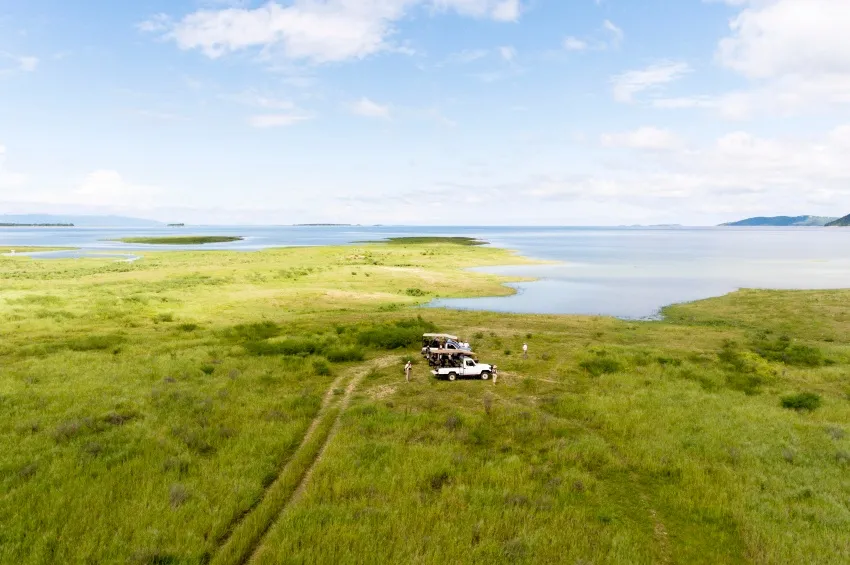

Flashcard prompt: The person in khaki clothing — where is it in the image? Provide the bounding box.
[404,360,412,382]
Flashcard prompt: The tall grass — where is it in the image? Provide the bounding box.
[1,243,849,564]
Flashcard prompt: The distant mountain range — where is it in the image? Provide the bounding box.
[720,215,837,227]
[0,214,163,227]
[825,214,850,227]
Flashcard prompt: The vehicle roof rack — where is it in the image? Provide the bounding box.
[423,333,459,340]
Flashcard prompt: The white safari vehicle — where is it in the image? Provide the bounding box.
[432,357,497,381]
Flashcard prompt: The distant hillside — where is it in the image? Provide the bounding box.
[720,215,837,227]
[826,214,850,227]
[0,214,162,227]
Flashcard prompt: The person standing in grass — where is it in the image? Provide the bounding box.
[404,360,412,383]
[522,342,528,359]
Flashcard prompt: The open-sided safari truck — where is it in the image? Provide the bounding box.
[421,333,471,358]
[432,356,497,382]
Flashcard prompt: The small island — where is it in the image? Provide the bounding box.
[167,223,185,227]
[0,223,75,227]
[115,236,243,245]
[383,236,487,246]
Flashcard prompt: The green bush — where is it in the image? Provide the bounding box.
[781,392,822,412]
[228,321,282,341]
[357,317,436,350]
[325,346,365,363]
[245,339,323,357]
[579,357,623,377]
[754,336,825,367]
[66,334,125,352]
[312,359,332,376]
[719,341,776,394]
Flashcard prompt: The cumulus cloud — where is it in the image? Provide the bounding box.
[611,61,691,103]
[141,0,524,64]
[351,97,391,119]
[655,0,850,119]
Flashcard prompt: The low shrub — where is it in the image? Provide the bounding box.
[325,346,365,363]
[753,336,825,367]
[357,317,436,350]
[579,357,623,377]
[312,359,332,376]
[781,392,822,412]
[245,338,323,357]
[66,334,125,352]
[227,321,282,341]
[719,341,775,394]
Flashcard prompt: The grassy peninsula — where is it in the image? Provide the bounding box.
[1,242,849,564]
[1,246,77,254]
[116,236,244,245]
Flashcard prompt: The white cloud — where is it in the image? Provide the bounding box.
[717,0,850,80]
[601,127,684,151]
[499,45,517,62]
[351,97,391,119]
[248,113,313,128]
[0,144,28,189]
[142,1,524,64]
[72,170,162,206]
[226,90,296,110]
[602,19,623,47]
[611,61,691,103]
[1,52,39,73]
[658,0,850,119]
[564,19,624,53]
[563,37,587,51]
[445,48,489,64]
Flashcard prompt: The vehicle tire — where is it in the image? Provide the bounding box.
[447,372,457,382]
[480,371,491,381]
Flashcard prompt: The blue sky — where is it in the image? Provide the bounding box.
[1,0,849,225]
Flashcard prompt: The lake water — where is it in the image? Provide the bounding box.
[3,225,850,319]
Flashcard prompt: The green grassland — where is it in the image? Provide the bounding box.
[0,242,848,564]
[116,236,244,245]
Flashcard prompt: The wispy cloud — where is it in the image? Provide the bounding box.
[0,52,39,74]
[351,97,391,119]
[563,19,624,53]
[563,37,588,51]
[611,61,691,103]
[248,113,313,128]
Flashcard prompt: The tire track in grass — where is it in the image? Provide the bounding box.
[246,356,396,564]
[211,371,348,551]
[211,356,395,565]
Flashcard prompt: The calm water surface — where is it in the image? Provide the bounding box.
[2,225,849,319]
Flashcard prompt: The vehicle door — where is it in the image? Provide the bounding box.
[462,358,476,377]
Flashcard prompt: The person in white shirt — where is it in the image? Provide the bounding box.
[522,343,528,359]
[404,360,412,382]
